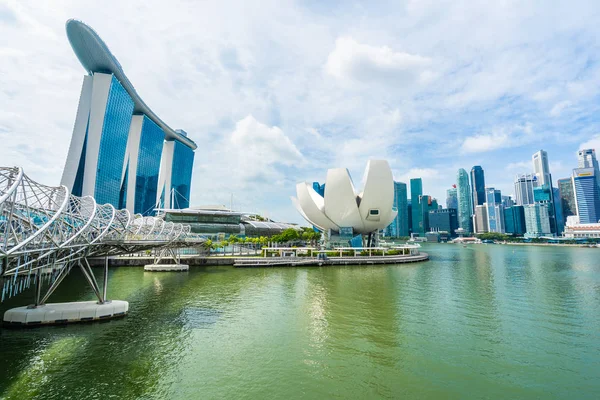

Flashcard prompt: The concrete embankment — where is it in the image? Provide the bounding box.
[89,257,235,267]
[234,253,429,267]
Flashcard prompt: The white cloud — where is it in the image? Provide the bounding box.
[461,123,536,154]
[397,168,439,182]
[324,37,433,86]
[579,134,600,153]
[550,100,572,117]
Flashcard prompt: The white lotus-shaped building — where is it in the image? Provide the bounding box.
[292,160,397,235]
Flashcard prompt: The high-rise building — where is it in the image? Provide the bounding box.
[532,150,551,187]
[504,206,526,235]
[420,195,431,234]
[385,181,408,237]
[60,20,197,213]
[501,195,515,208]
[446,187,458,210]
[514,173,538,205]
[558,178,576,223]
[429,208,458,236]
[573,168,600,224]
[533,184,557,234]
[524,204,551,237]
[485,188,504,233]
[470,166,486,211]
[407,202,413,234]
[473,205,489,234]
[410,179,423,236]
[456,169,473,234]
[553,187,564,235]
[577,149,600,200]
[312,182,325,197]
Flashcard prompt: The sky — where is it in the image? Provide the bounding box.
[2,0,600,225]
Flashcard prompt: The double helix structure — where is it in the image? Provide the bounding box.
[0,166,202,306]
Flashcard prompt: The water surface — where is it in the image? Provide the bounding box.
[1,244,599,399]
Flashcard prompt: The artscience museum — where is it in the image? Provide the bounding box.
[292,160,397,245]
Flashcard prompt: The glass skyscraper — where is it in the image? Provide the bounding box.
[558,178,576,223]
[573,168,600,224]
[60,20,197,213]
[410,178,423,236]
[446,187,458,210]
[504,206,526,235]
[485,188,504,233]
[514,173,537,205]
[470,166,485,212]
[384,181,408,237]
[456,168,473,234]
[524,204,551,237]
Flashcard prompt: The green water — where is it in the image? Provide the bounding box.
[1,244,599,399]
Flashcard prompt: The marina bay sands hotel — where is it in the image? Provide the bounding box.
[61,19,196,215]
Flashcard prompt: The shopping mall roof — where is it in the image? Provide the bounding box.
[65,19,197,150]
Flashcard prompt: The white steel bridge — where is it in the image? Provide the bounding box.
[0,167,203,309]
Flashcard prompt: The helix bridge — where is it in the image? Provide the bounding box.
[0,167,203,323]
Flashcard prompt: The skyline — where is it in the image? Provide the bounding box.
[2,1,600,224]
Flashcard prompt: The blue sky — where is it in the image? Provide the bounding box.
[2,0,600,224]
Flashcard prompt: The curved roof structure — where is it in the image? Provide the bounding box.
[65,19,197,150]
[292,160,397,235]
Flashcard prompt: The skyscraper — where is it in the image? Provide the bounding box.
[420,195,431,234]
[473,205,489,234]
[524,204,551,237]
[504,206,526,235]
[532,150,551,187]
[385,181,408,237]
[514,173,537,205]
[429,208,458,236]
[470,166,485,211]
[573,168,600,224]
[456,169,473,234]
[446,187,458,210]
[410,178,423,236]
[577,149,600,199]
[558,178,576,222]
[485,187,504,233]
[60,20,196,213]
[533,184,556,234]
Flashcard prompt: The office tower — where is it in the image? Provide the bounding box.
[470,166,486,211]
[312,182,326,197]
[577,149,600,198]
[485,188,504,233]
[524,204,551,237]
[156,140,195,209]
[456,169,473,233]
[385,181,408,237]
[514,173,538,205]
[533,184,557,234]
[429,208,458,236]
[473,205,489,233]
[410,179,423,235]
[553,187,564,235]
[431,198,439,211]
[446,187,458,210]
[407,202,413,234]
[558,178,576,223]
[573,168,600,224]
[420,195,431,234]
[532,150,551,187]
[501,196,515,208]
[504,206,526,235]
[61,20,197,212]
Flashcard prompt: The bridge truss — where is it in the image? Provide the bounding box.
[0,167,202,306]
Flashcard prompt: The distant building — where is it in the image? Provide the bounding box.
[558,178,576,224]
[564,216,600,238]
[419,195,431,235]
[457,168,473,234]
[429,208,458,237]
[312,182,325,197]
[524,204,551,237]
[410,178,423,236]
[501,195,515,208]
[446,187,458,210]
[533,184,557,234]
[470,166,486,212]
[407,202,413,234]
[552,187,564,235]
[573,168,600,224]
[486,187,504,233]
[532,150,552,187]
[473,205,489,234]
[514,173,538,205]
[504,206,526,235]
[385,181,408,237]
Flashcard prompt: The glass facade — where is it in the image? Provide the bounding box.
[446,187,458,210]
[456,168,473,233]
[94,75,134,206]
[558,178,576,221]
[134,116,164,215]
[410,179,423,236]
[385,181,409,237]
[170,140,195,209]
[486,188,504,233]
[573,169,600,224]
[470,166,485,211]
[429,208,458,236]
[504,206,526,235]
[420,195,431,234]
[524,204,551,237]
